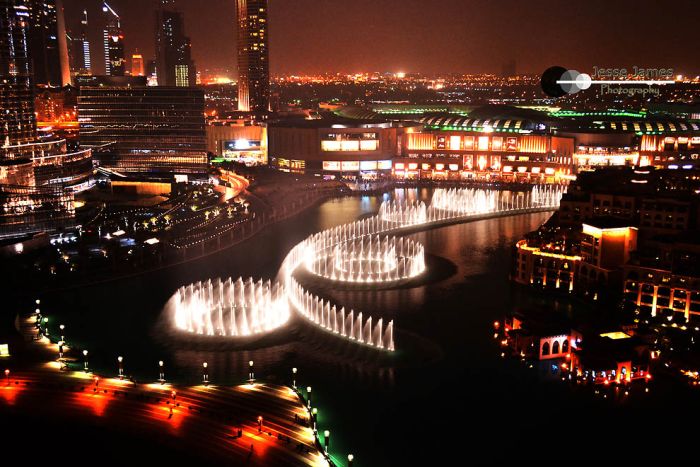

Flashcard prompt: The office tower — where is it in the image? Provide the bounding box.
[155,0,196,87]
[235,0,269,114]
[1,0,81,238]
[24,0,70,86]
[70,9,91,76]
[1,0,37,150]
[131,52,144,76]
[78,85,207,178]
[102,1,124,76]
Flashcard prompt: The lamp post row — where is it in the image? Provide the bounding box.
[32,297,355,466]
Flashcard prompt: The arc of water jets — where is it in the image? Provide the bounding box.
[169,186,565,353]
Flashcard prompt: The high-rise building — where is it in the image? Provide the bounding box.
[102,1,124,76]
[235,0,269,114]
[25,0,70,87]
[155,0,196,87]
[131,52,144,77]
[1,0,37,150]
[1,0,87,239]
[78,85,207,178]
[70,9,91,76]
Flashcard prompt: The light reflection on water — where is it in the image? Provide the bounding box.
[46,188,558,466]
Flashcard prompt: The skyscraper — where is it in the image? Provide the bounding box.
[155,0,195,87]
[235,0,269,114]
[70,9,91,76]
[102,1,124,76]
[131,51,144,77]
[25,0,70,87]
[1,0,37,150]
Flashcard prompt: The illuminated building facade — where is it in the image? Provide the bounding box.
[513,240,581,291]
[398,120,575,182]
[102,1,124,76]
[26,0,70,87]
[639,133,700,170]
[1,1,85,239]
[235,0,269,114]
[131,52,144,77]
[78,85,207,178]
[155,0,196,87]
[69,9,91,76]
[268,119,411,177]
[206,121,267,166]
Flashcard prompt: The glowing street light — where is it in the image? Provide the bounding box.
[323,430,330,452]
[348,454,354,466]
[292,367,297,388]
[312,407,318,432]
[59,324,65,341]
[42,317,49,336]
[117,356,124,379]
[257,415,263,433]
[83,350,89,372]
[4,369,9,385]
[35,299,40,305]
[158,360,165,383]
[248,360,254,382]
[306,386,312,408]
[203,362,209,385]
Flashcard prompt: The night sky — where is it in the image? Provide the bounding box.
[63,0,700,77]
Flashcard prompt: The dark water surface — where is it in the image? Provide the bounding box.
[38,189,699,466]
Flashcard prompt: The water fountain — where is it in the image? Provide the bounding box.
[167,277,290,337]
[167,186,565,352]
[306,234,426,283]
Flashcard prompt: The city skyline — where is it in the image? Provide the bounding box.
[62,0,700,78]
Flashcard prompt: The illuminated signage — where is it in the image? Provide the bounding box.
[342,161,360,171]
[394,163,405,170]
[323,161,341,171]
[506,137,518,151]
[436,136,446,150]
[408,163,418,170]
[225,139,261,150]
[378,160,392,170]
[491,136,503,151]
[421,163,431,170]
[449,164,459,171]
[545,167,555,175]
[463,155,473,170]
[449,135,461,150]
[435,163,445,171]
[360,161,377,171]
[0,344,9,357]
[463,136,475,150]
[478,136,490,151]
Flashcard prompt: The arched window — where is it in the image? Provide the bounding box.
[562,339,569,353]
[542,342,550,356]
[552,340,560,354]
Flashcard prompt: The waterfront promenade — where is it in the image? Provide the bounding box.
[1,314,330,466]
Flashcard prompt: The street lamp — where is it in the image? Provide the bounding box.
[292,367,297,388]
[83,350,89,372]
[117,356,124,379]
[4,369,9,385]
[58,341,64,359]
[312,407,318,432]
[158,360,165,383]
[35,299,40,306]
[203,362,209,385]
[248,360,254,382]
[348,454,354,466]
[324,430,330,452]
[257,415,263,433]
[59,324,65,341]
[42,317,49,336]
[306,386,312,408]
